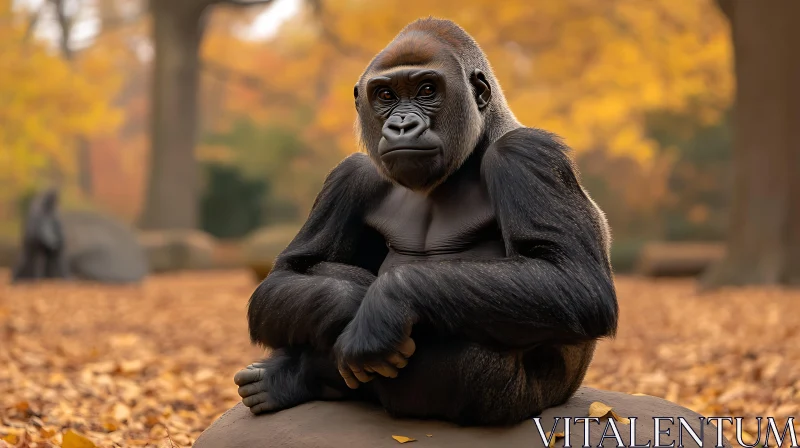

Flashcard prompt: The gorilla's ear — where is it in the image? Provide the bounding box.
[470,70,491,109]
[353,84,360,110]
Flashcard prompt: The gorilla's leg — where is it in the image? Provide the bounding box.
[43,249,69,279]
[234,348,363,414]
[11,245,44,281]
[371,340,595,426]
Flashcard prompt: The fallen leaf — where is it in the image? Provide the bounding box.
[588,401,631,425]
[112,403,131,422]
[102,421,118,432]
[62,430,96,448]
[39,427,57,438]
[425,434,432,437]
[391,435,416,443]
[118,360,144,374]
[546,431,565,448]
[1,434,17,444]
[739,430,757,445]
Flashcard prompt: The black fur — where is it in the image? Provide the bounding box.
[247,154,390,350]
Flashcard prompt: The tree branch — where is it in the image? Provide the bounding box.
[23,4,46,43]
[49,0,74,60]
[217,0,276,7]
[201,59,304,105]
[307,0,371,58]
[715,0,734,23]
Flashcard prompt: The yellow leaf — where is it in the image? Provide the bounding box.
[2,434,18,444]
[546,431,565,448]
[62,430,96,448]
[740,431,757,445]
[118,359,144,374]
[112,403,131,422]
[588,401,631,425]
[391,435,416,443]
[425,434,432,437]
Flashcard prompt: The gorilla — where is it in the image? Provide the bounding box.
[235,18,618,426]
[12,188,70,281]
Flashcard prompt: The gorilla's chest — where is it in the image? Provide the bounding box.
[365,182,504,273]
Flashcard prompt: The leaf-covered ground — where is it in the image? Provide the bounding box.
[0,270,798,447]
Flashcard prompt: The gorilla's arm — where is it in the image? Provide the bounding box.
[248,153,390,351]
[336,128,618,361]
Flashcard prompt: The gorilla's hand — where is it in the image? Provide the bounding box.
[334,277,417,388]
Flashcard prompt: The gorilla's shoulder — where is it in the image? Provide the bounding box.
[484,127,573,167]
[323,152,389,197]
[486,127,570,161]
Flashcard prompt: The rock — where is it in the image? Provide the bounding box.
[636,242,725,277]
[194,388,731,448]
[139,229,216,273]
[61,210,149,283]
[242,224,301,280]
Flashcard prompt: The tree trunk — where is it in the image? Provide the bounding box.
[76,136,93,197]
[140,1,210,230]
[702,0,800,287]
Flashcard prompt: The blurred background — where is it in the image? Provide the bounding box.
[2,0,779,281]
[1,1,799,446]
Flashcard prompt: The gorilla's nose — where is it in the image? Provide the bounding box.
[382,114,426,141]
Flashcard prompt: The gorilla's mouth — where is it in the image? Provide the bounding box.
[379,147,440,159]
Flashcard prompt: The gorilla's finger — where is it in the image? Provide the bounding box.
[397,337,416,358]
[348,363,375,383]
[237,382,264,398]
[234,368,263,386]
[366,362,399,378]
[242,392,271,408]
[385,352,409,369]
[338,365,360,389]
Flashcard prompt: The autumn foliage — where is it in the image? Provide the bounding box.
[0,0,733,243]
[1,271,798,446]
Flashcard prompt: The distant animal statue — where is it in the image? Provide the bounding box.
[12,188,69,281]
[12,189,148,284]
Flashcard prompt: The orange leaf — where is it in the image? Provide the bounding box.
[62,430,96,448]
[546,431,565,448]
[588,401,631,425]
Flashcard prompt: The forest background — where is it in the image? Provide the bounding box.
[0,0,740,273]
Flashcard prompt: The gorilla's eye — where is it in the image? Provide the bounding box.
[417,83,436,97]
[377,88,396,102]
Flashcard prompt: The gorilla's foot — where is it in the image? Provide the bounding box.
[233,349,344,415]
[234,366,282,414]
[233,363,314,414]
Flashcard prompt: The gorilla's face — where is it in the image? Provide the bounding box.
[355,49,492,192]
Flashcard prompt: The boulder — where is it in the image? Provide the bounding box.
[242,224,301,280]
[61,210,148,283]
[139,230,217,273]
[636,242,725,277]
[194,388,731,448]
